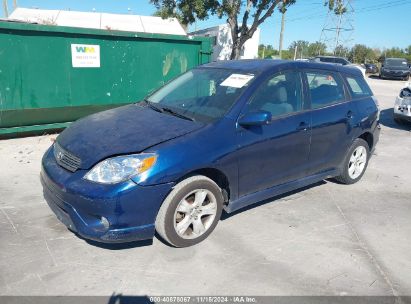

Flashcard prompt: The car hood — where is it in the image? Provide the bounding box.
[57,104,204,169]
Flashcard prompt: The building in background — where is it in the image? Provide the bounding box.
[190,24,260,61]
[7,7,187,36]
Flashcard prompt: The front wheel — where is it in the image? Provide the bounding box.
[155,175,223,247]
[335,138,370,185]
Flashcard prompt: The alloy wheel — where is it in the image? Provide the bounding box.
[173,189,217,239]
[348,146,367,179]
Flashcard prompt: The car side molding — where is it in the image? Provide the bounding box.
[224,168,340,213]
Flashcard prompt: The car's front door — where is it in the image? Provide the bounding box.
[236,70,312,197]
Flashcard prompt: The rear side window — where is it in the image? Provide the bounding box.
[305,71,345,109]
[345,76,373,98]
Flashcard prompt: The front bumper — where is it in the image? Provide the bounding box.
[381,71,409,79]
[394,98,411,122]
[41,147,174,243]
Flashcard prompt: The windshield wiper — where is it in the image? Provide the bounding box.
[162,107,195,122]
[143,99,163,113]
[143,99,194,121]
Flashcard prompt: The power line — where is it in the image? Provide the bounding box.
[287,0,411,23]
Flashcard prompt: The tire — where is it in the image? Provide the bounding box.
[404,75,410,81]
[334,138,370,185]
[155,175,223,247]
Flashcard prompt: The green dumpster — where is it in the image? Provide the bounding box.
[0,21,212,137]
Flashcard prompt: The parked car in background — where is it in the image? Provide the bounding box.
[380,58,410,80]
[394,82,411,124]
[312,56,366,77]
[364,63,379,74]
[41,60,380,247]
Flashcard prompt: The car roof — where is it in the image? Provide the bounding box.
[200,59,362,77]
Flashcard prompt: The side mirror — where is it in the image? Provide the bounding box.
[238,111,272,127]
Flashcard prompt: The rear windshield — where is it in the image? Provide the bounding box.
[385,59,408,67]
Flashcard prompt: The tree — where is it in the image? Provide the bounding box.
[258,43,279,58]
[306,41,327,57]
[325,0,347,15]
[150,0,296,60]
[348,44,376,64]
[334,44,349,57]
[288,40,309,59]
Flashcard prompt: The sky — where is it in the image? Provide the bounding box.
[1,0,410,51]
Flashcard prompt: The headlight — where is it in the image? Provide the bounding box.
[84,153,157,184]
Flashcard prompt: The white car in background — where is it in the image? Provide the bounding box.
[394,82,411,124]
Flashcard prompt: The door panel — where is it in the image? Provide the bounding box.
[236,70,311,197]
[309,102,352,174]
[237,112,311,197]
[304,70,353,175]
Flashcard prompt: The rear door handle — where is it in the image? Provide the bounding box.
[296,122,309,131]
[346,110,353,119]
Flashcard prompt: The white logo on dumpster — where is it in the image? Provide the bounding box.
[71,44,100,68]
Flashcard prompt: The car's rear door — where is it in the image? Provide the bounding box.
[236,70,312,197]
[303,69,354,175]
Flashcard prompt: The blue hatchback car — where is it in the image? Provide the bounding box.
[41,60,380,247]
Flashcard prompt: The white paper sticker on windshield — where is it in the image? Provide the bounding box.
[220,74,254,88]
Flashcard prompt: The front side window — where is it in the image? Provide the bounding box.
[306,71,345,109]
[345,76,373,98]
[147,68,254,122]
[247,70,303,118]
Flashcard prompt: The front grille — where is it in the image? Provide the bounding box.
[54,143,81,172]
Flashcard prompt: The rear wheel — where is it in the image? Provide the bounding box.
[155,175,223,247]
[335,138,369,185]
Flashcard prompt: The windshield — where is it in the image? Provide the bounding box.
[385,59,408,67]
[146,68,254,123]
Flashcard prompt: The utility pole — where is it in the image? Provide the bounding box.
[293,45,298,61]
[279,10,286,59]
[3,0,9,17]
